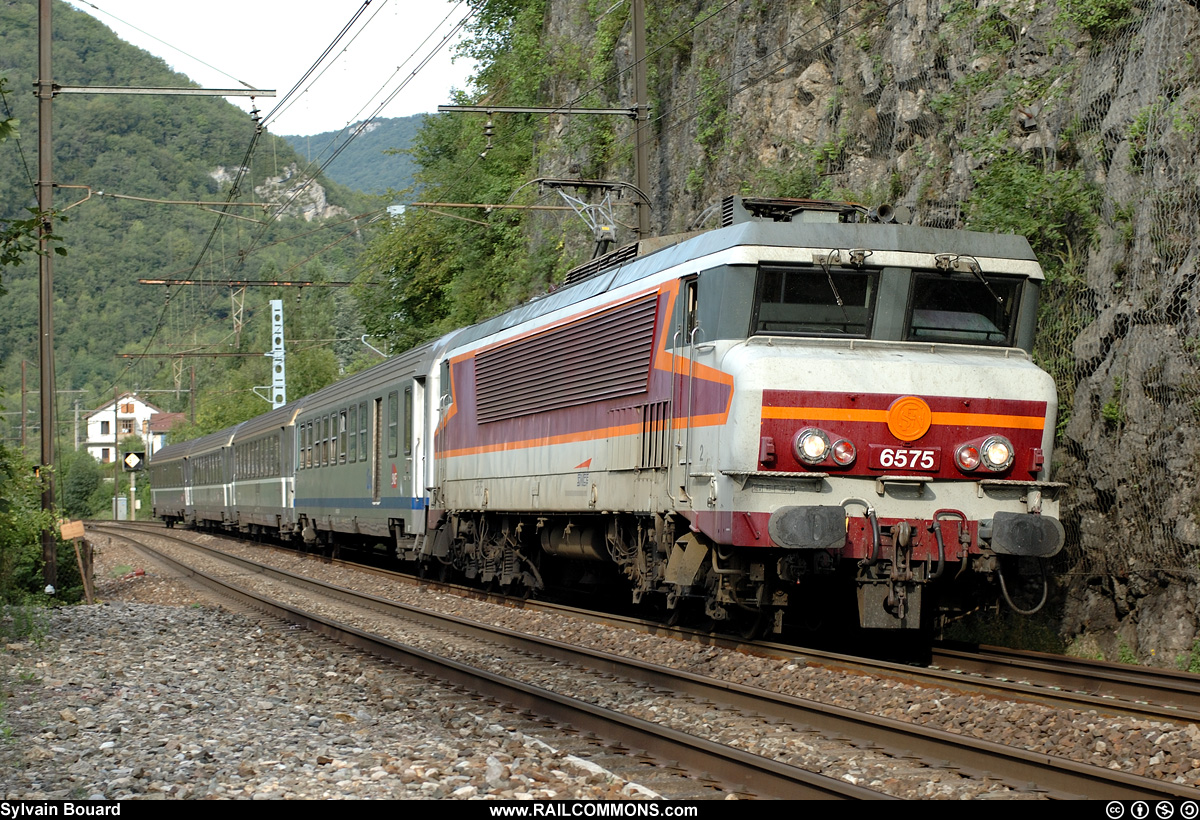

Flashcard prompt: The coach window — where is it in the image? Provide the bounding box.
[359,401,368,462]
[404,387,413,456]
[330,414,339,465]
[348,405,358,463]
[338,410,348,463]
[388,391,399,458]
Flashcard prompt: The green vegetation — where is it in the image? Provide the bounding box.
[0,3,372,445]
[0,604,48,645]
[354,0,564,349]
[282,116,424,196]
[0,77,66,288]
[1176,640,1200,673]
[0,444,83,606]
[1102,377,1125,427]
[964,138,1099,279]
[1059,0,1140,39]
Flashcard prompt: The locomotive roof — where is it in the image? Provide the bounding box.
[449,214,1042,352]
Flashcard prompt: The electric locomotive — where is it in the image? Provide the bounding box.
[426,196,1063,633]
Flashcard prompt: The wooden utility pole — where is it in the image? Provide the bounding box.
[37,0,57,589]
[631,0,650,238]
[20,360,27,453]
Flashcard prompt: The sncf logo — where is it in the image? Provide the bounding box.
[887,396,932,441]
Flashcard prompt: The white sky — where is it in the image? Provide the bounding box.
[67,0,477,136]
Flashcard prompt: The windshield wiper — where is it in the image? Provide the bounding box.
[935,254,1003,305]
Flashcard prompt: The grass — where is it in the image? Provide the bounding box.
[1176,640,1200,673]
[0,605,49,645]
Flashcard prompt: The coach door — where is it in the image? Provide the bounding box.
[410,378,426,529]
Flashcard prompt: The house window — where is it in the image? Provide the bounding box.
[100,421,110,435]
[120,403,135,414]
[101,448,110,463]
[120,420,134,434]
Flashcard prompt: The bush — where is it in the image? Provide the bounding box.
[0,444,82,604]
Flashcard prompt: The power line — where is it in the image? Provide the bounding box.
[261,1,375,128]
[70,0,263,90]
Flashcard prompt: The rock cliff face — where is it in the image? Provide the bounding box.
[536,0,1200,661]
[210,164,347,222]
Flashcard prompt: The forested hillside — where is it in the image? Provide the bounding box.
[283,116,423,195]
[0,0,375,445]
[357,0,1200,662]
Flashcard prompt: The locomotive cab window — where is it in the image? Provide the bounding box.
[752,265,877,337]
[905,272,1022,346]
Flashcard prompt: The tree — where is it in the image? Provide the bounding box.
[0,443,60,604]
[0,77,65,292]
[60,449,101,518]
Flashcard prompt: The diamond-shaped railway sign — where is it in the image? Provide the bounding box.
[123,452,145,471]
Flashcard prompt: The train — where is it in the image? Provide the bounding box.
[149,195,1066,635]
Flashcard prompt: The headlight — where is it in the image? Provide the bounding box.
[795,428,830,464]
[981,435,1014,471]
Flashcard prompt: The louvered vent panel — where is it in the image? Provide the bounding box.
[721,195,736,227]
[475,295,658,423]
[563,242,641,285]
[641,400,670,469]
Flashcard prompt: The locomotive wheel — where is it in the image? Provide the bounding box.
[664,597,702,628]
[736,611,769,641]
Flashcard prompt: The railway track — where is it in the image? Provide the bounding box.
[100,520,1200,724]
[89,521,1200,800]
[928,644,1200,718]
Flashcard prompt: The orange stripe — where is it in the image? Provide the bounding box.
[440,415,718,459]
[762,406,1044,430]
[930,411,1044,429]
[762,406,888,423]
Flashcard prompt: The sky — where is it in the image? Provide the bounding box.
[67,0,478,137]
